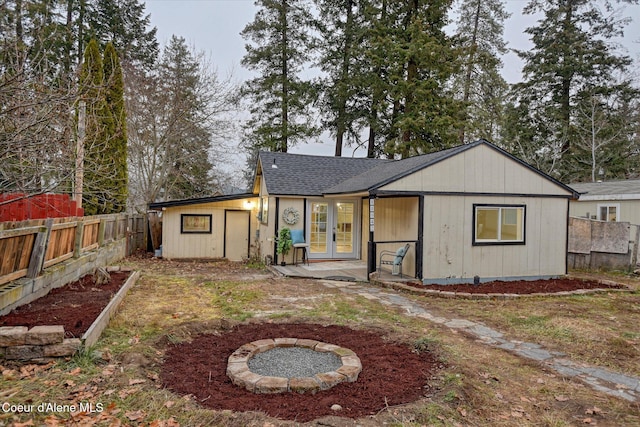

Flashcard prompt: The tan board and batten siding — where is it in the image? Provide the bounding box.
[570,200,640,226]
[161,199,258,260]
[379,144,573,282]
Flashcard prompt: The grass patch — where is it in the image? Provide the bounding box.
[205,280,263,321]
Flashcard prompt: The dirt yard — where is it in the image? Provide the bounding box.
[0,255,638,426]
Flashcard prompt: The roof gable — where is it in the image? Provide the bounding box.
[255,140,578,198]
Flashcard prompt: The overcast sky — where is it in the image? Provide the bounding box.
[142,0,640,159]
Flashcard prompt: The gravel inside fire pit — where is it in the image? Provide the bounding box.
[248,347,343,378]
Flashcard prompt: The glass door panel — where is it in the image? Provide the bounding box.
[334,202,354,255]
[310,202,328,255]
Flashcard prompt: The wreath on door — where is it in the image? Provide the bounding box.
[282,207,300,225]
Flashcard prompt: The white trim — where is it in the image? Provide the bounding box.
[596,203,620,222]
[578,194,640,201]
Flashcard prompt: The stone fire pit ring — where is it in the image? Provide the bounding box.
[226,337,362,394]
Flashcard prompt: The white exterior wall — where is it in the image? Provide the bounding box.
[380,144,572,283]
[276,197,306,264]
[161,198,258,259]
[256,177,275,261]
[422,195,568,282]
[255,184,306,264]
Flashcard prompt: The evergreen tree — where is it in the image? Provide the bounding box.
[79,38,114,215]
[359,0,392,158]
[316,0,367,156]
[241,0,319,153]
[381,0,465,158]
[451,0,510,143]
[103,42,128,212]
[87,0,158,68]
[510,0,637,178]
[159,36,215,199]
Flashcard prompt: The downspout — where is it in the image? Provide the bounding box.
[417,196,424,280]
[565,198,570,275]
[274,197,280,265]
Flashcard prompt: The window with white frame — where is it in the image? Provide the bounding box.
[474,205,525,245]
[597,203,619,222]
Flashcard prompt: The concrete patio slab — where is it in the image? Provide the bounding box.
[271,260,415,283]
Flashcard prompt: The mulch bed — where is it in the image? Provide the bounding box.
[161,323,442,422]
[0,271,130,338]
[403,277,627,294]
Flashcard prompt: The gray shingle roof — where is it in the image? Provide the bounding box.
[258,151,390,196]
[570,179,640,197]
[258,140,578,197]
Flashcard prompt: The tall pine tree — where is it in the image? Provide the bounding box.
[381,0,465,158]
[451,0,510,143]
[316,0,367,156]
[241,0,319,153]
[87,0,158,69]
[509,0,637,179]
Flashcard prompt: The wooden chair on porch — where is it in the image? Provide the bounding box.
[291,229,309,266]
[378,243,410,278]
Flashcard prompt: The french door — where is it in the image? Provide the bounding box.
[308,200,359,259]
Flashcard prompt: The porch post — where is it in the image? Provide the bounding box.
[274,197,280,265]
[367,196,376,278]
[416,196,424,280]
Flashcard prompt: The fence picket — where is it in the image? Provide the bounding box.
[0,214,146,285]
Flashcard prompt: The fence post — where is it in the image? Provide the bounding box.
[98,217,107,247]
[26,218,53,278]
[631,225,640,271]
[74,218,85,257]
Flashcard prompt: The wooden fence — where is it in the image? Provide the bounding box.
[0,214,146,286]
[568,217,639,271]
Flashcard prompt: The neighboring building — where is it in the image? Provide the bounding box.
[569,179,640,225]
[253,139,577,284]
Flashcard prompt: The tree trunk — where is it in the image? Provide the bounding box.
[459,0,482,143]
[280,0,289,152]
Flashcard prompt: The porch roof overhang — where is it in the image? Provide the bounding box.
[148,192,256,210]
[323,191,371,199]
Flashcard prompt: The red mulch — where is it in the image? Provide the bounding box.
[403,277,626,294]
[0,271,130,338]
[161,323,442,422]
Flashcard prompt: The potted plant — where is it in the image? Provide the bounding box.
[276,227,293,265]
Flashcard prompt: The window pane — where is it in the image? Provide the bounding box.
[599,206,608,221]
[476,208,499,240]
[608,206,617,222]
[310,203,328,253]
[501,207,523,241]
[336,202,354,253]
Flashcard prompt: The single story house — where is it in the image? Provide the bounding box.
[569,179,640,224]
[254,139,578,284]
